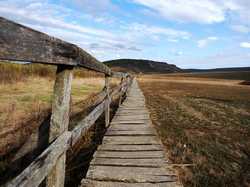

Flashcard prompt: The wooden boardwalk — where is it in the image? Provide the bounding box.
[82,80,181,187]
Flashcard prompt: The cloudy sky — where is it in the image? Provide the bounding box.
[0,0,250,68]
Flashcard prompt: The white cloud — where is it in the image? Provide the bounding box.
[231,25,250,34]
[133,0,250,25]
[133,0,225,24]
[240,42,250,48]
[0,4,114,39]
[71,0,117,14]
[127,23,191,41]
[198,36,218,48]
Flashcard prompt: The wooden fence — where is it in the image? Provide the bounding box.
[0,17,132,187]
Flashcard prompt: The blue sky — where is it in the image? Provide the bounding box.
[0,0,250,69]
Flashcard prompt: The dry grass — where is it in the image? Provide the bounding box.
[138,73,250,187]
[0,61,104,84]
[0,76,105,155]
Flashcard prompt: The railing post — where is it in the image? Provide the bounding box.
[47,65,73,187]
[104,75,110,127]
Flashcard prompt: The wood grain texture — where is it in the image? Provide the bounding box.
[86,166,176,183]
[97,144,163,152]
[82,180,181,187]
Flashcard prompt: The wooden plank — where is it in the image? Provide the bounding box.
[112,116,149,121]
[112,114,149,117]
[97,144,163,151]
[115,112,149,116]
[118,107,148,110]
[108,125,154,131]
[86,166,176,183]
[94,151,165,159]
[82,180,181,187]
[105,130,155,136]
[0,17,111,74]
[7,132,72,187]
[102,136,160,145]
[71,100,105,146]
[110,120,150,124]
[91,158,166,167]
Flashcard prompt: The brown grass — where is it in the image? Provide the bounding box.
[0,61,104,84]
[138,74,250,187]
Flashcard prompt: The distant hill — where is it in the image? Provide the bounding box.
[103,59,182,74]
[184,67,250,73]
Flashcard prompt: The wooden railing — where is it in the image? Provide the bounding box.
[0,17,132,187]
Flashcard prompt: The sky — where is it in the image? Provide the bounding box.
[0,0,250,69]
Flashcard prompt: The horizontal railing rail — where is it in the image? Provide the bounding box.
[0,17,111,75]
[0,17,133,187]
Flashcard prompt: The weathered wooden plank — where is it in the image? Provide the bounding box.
[86,166,176,183]
[112,116,150,121]
[82,180,181,187]
[94,151,165,159]
[71,100,105,146]
[115,112,149,116]
[0,17,111,74]
[91,158,166,167]
[105,130,155,136]
[110,120,150,125]
[97,144,163,152]
[117,108,148,111]
[108,125,154,131]
[7,132,72,187]
[102,136,160,145]
[112,113,149,117]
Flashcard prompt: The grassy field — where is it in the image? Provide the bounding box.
[138,72,250,187]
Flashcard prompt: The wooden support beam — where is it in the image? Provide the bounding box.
[49,65,73,141]
[104,75,110,127]
[47,65,73,187]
